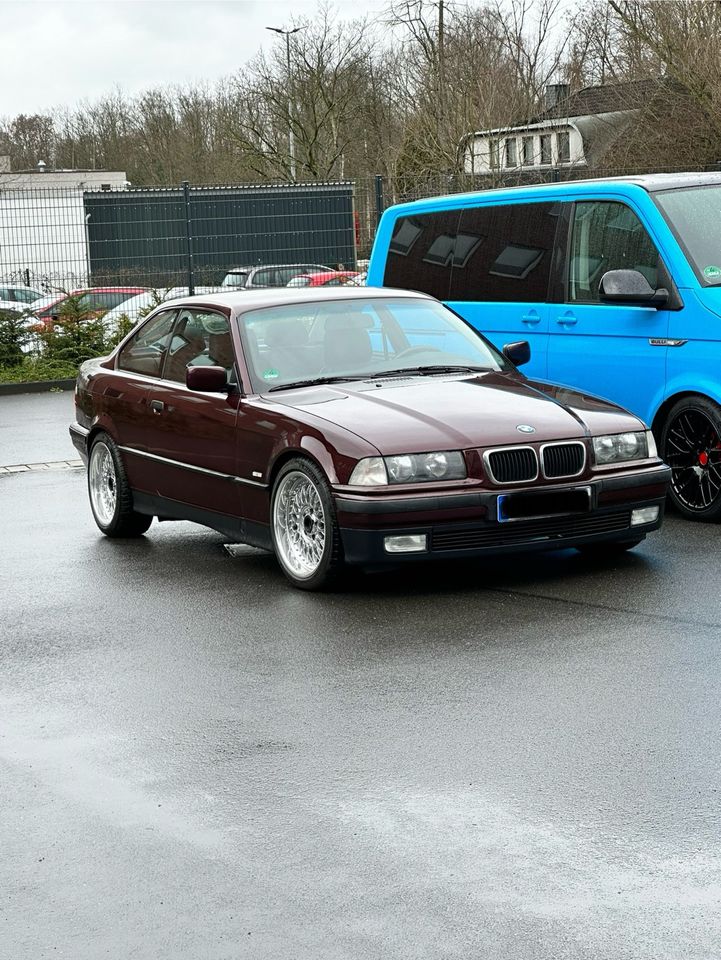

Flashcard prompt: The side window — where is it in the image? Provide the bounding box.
[251,268,275,287]
[163,309,235,384]
[118,309,178,377]
[383,209,462,300]
[569,201,659,302]
[450,202,558,303]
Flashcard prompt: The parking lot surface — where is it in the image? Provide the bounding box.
[2,452,721,958]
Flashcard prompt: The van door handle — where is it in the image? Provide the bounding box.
[521,311,541,326]
[555,311,577,327]
[150,400,164,414]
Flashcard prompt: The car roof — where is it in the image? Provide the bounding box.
[161,286,431,313]
[224,262,328,272]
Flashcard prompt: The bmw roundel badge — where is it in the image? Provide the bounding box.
[516,424,536,434]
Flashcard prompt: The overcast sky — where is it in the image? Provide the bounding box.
[1,0,390,117]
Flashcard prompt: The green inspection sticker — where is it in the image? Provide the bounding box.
[704,265,721,280]
[262,368,280,381]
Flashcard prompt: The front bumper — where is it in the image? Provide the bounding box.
[334,465,671,565]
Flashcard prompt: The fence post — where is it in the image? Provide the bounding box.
[374,175,385,226]
[182,180,194,295]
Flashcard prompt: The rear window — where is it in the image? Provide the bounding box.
[383,202,559,303]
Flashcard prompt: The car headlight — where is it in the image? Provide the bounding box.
[592,430,654,465]
[349,451,467,485]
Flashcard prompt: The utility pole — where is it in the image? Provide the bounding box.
[437,0,445,146]
[266,25,304,182]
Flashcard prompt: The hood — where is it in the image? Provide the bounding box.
[268,371,644,455]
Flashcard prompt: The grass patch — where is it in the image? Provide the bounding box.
[0,357,78,384]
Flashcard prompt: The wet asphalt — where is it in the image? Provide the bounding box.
[2,393,721,959]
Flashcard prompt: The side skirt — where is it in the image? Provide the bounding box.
[132,491,273,551]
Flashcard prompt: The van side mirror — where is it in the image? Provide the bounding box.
[503,340,531,366]
[599,269,669,308]
[186,365,228,392]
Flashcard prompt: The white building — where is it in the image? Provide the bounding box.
[0,160,129,288]
[461,81,655,177]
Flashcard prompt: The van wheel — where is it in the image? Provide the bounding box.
[660,396,721,521]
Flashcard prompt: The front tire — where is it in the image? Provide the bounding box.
[270,457,343,590]
[660,396,721,521]
[88,433,153,537]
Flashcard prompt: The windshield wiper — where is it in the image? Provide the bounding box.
[365,364,491,379]
[267,374,372,392]
[266,365,490,392]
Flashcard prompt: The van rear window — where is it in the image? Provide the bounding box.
[383,202,558,303]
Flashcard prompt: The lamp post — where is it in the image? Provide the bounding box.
[266,25,304,181]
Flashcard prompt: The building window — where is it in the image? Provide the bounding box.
[540,134,552,165]
[557,131,570,164]
[505,138,518,168]
[522,136,535,166]
[489,138,499,169]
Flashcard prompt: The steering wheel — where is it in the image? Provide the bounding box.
[392,345,444,360]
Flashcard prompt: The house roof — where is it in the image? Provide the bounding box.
[533,78,667,121]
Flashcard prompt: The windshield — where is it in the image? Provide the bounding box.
[654,185,721,286]
[222,272,249,288]
[238,296,510,392]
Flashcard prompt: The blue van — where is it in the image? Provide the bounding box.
[367,173,721,520]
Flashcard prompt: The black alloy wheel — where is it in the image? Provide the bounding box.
[661,396,721,521]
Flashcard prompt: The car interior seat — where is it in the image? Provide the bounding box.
[323,315,373,371]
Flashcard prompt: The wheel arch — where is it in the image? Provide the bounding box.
[651,390,720,439]
[267,438,339,490]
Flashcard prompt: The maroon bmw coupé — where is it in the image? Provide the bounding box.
[69,287,670,589]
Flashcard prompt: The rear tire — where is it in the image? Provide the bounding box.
[88,433,152,537]
[660,395,721,521]
[270,457,344,590]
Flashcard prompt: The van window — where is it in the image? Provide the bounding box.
[654,185,721,286]
[383,209,462,300]
[450,202,558,303]
[569,201,659,302]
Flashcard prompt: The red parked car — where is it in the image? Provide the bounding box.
[31,287,148,326]
[69,287,670,589]
[286,271,360,288]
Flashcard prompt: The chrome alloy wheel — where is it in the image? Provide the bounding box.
[89,441,118,526]
[273,470,327,579]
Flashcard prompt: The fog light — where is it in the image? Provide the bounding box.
[383,534,427,554]
[631,506,659,526]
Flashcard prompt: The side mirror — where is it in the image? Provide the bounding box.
[186,365,228,392]
[503,340,531,367]
[599,269,669,308]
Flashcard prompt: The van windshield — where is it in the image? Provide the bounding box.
[654,186,721,286]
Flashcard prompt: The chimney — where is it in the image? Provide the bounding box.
[545,83,570,112]
[0,155,10,173]
[37,159,47,172]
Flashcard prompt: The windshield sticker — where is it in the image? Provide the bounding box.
[262,368,280,381]
[703,265,721,281]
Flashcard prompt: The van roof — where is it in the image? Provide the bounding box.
[389,171,721,213]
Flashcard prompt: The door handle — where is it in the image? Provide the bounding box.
[150,400,164,414]
[555,311,578,327]
[521,312,541,326]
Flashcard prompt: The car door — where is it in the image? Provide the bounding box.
[445,201,559,379]
[112,308,179,491]
[546,199,668,423]
[143,307,243,517]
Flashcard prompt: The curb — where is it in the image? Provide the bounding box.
[0,378,76,396]
[0,459,84,475]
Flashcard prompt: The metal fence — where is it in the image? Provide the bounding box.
[1,162,718,299]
